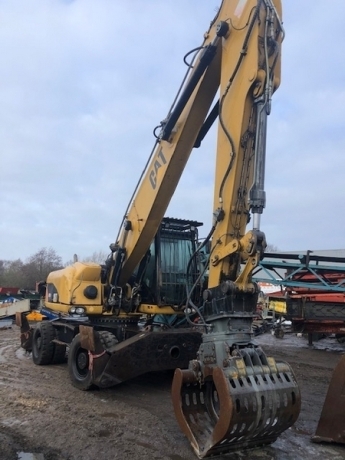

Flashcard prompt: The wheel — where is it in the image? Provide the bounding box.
[52,343,67,364]
[99,330,118,350]
[274,328,285,339]
[68,333,95,391]
[32,322,56,365]
[68,331,117,391]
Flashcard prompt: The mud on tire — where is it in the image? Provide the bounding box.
[68,331,118,391]
[32,322,56,365]
[99,330,118,351]
[52,343,67,364]
[68,333,95,391]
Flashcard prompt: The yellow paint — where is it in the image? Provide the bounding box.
[269,299,287,314]
[40,0,283,321]
[26,310,46,321]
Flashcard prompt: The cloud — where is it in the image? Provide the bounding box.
[1,1,345,264]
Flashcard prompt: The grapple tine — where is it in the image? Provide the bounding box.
[172,367,234,458]
[208,367,233,445]
[172,368,200,454]
[172,351,301,458]
[312,354,345,444]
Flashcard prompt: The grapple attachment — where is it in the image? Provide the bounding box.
[172,347,301,458]
[312,354,345,445]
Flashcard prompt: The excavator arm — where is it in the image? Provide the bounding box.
[108,0,283,297]
[103,2,301,458]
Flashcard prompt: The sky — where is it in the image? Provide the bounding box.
[1,0,345,264]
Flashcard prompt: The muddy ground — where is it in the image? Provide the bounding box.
[1,325,345,460]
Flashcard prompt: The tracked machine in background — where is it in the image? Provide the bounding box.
[17,1,301,457]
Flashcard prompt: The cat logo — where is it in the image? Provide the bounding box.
[149,149,167,189]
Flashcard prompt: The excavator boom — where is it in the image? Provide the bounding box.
[110,0,284,291]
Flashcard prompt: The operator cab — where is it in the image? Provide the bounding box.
[135,217,204,307]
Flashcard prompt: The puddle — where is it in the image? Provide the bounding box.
[17,453,44,460]
[0,344,12,363]
[15,347,31,360]
[2,417,28,427]
[0,319,13,329]
[256,332,345,353]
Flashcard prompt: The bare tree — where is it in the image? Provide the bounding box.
[82,250,108,265]
[265,243,279,253]
[0,259,24,287]
[0,248,63,289]
[22,248,63,288]
[64,250,109,267]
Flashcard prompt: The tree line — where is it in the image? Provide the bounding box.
[0,247,108,290]
[1,243,278,291]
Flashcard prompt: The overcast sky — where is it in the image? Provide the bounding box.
[1,0,345,263]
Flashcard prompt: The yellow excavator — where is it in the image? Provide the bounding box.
[17,0,302,457]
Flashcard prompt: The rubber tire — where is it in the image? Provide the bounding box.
[275,328,285,339]
[32,322,56,365]
[52,343,67,364]
[99,330,118,351]
[68,333,95,391]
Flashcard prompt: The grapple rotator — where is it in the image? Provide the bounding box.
[172,285,301,458]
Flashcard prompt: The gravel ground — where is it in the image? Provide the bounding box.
[1,325,345,460]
